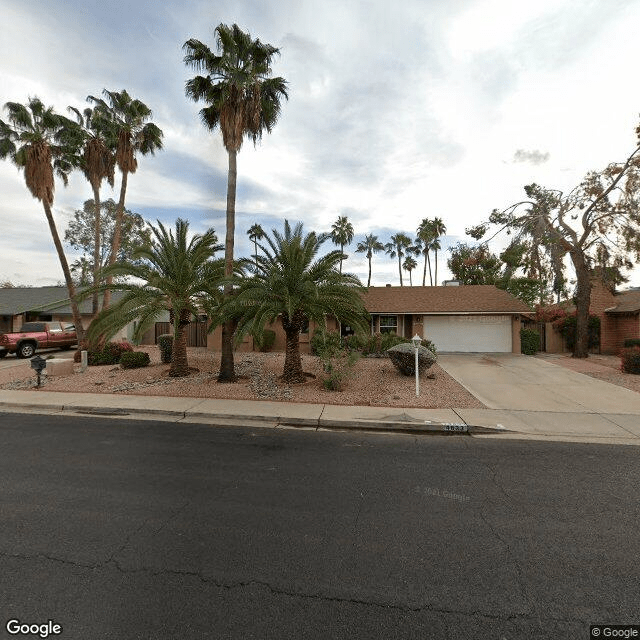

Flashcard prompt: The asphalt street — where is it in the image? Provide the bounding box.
[0,412,639,639]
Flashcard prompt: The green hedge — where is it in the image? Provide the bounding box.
[620,347,640,374]
[520,328,540,355]
[120,351,151,369]
[88,341,134,366]
[157,334,173,364]
[623,338,640,348]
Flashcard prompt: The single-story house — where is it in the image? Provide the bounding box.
[360,284,531,353]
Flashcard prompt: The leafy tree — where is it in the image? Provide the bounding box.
[87,219,222,377]
[246,223,265,272]
[330,215,354,273]
[0,98,86,341]
[65,198,152,276]
[67,105,115,314]
[70,257,93,287]
[183,24,288,382]
[355,233,384,287]
[447,243,502,285]
[468,122,640,358]
[87,89,163,311]
[219,221,368,383]
[385,233,412,286]
[403,255,418,286]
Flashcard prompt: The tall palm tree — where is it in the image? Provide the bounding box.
[0,98,86,342]
[87,89,163,311]
[330,215,354,274]
[355,233,384,287]
[431,217,447,285]
[183,24,288,382]
[385,233,412,286]
[67,105,115,315]
[87,219,222,377]
[247,223,265,272]
[220,221,368,383]
[403,255,418,286]
[416,218,435,286]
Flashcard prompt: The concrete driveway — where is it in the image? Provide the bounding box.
[438,353,640,414]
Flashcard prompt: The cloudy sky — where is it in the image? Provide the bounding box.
[2,0,640,288]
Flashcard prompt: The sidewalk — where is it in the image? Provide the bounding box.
[1,388,639,445]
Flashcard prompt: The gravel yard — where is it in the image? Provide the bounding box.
[0,346,484,409]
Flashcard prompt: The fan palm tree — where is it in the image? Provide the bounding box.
[0,98,86,341]
[183,24,288,382]
[220,221,368,383]
[87,89,164,311]
[247,223,265,272]
[86,219,222,377]
[416,218,435,286]
[355,234,384,287]
[403,255,418,286]
[384,233,412,286]
[431,217,447,285]
[67,105,115,314]
[330,215,354,274]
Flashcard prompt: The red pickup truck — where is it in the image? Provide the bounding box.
[0,321,78,358]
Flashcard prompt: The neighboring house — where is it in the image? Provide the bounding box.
[0,287,130,341]
[205,284,531,354]
[361,284,530,353]
[544,280,640,354]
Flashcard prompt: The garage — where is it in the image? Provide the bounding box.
[423,315,512,352]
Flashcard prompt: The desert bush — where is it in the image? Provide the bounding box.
[253,328,276,352]
[520,328,540,355]
[342,332,366,352]
[157,334,173,364]
[120,351,151,369]
[87,341,134,366]
[310,329,342,357]
[623,338,640,348]
[387,342,437,376]
[620,346,640,374]
[553,313,600,351]
[420,338,438,355]
[319,348,360,391]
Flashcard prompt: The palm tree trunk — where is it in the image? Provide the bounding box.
[91,182,101,316]
[340,242,344,274]
[254,238,258,273]
[102,170,128,311]
[282,323,305,383]
[422,253,427,286]
[434,248,438,286]
[398,255,403,286]
[42,201,85,343]
[367,255,372,288]
[409,271,412,286]
[218,149,237,382]
[169,321,189,377]
[427,252,433,286]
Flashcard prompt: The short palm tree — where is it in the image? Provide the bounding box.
[67,105,115,314]
[403,255,418,286]
[87,89,164,311]
[183,24,288,382]
[0,98,86,341]
[431,217,447,285]
[220,221,368,383]
[330,215,354,273]
[247,223,265,272]
[86,219,222,377]
[355,234,384,287]
[385,233,412,286]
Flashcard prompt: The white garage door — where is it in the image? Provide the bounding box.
[423,315,512,352]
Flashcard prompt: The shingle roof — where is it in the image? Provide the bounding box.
[360,285,532,314]
[0,286,122,316]
[607,290,640,314]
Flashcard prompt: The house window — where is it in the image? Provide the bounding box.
[379,315,398,334]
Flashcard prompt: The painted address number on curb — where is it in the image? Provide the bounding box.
[442,423,468,432]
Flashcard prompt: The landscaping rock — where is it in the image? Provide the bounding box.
[386,343,437,376]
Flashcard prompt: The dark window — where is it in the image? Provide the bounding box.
[379,315,398,334]
[20,322,46,332]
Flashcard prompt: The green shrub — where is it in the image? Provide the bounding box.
[420,338,438,355]
[553,313,600,351]
[620,347,640,374]
[157,334,173,364]
[120,351,151,369]
[319,348,360,391]
[520,328,540,355]
[623,338,640,348]
[310,329,342,357]
[88,341,134,366]
[253,328,276,352]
